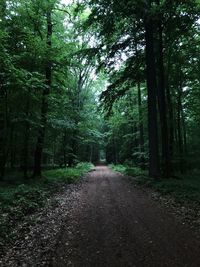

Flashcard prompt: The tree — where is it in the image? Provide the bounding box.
[86,0,200,177]
[33,1,54,177]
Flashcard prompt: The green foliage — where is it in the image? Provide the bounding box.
[0,0,105,179]
[44,162,94,183]
[86,0,200,177]
[110,164,148,177]
[135,174,200,204]
[110,164,200,204]
[109,164,126,173]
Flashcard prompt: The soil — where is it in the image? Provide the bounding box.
[1,166,200,267]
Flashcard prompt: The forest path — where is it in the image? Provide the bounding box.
[51,166,200,267]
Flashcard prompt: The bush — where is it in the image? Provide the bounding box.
[44,162,94,183]
[109,164,147,177]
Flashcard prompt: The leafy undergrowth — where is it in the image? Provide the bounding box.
[0,162,93,252]
[109,164,148,177]
[110,164,200,204]
[135,175,200,204]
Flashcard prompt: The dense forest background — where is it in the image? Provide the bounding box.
[0,0,200,179]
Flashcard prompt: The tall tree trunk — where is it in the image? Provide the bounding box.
[165,0,175,162]
[22,100,30,178]
[137,82,145,169]
[63,129,67,167]
[10,124,15,169]
[53,136,56,167]
[113,134,118,164]
[0,89,6,179]
[177,78,184,174]
[128,89,138,163]
[33,10,52,177]
[133,123,139,162]
[0,85,9,179]
[181,107,187,155]
[166,71,174,159]
[0,0,8,179]
[144,14,160,178]
[177,70,187,174]
[20,95,31,178]
[90,144,93,163]
[156,7,171,178]
[134,38,145,169]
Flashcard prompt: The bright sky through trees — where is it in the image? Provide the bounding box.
[61,0,73,4]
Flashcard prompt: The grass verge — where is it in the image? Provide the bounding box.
[109,164,148,177]
[110,164,200,204]
[0,162,93,252]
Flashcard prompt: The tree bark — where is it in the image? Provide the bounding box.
[156,7,171,178]
[0,84,9,179]
[166,70,174,159]
[63,129,67,167]
[90,144,93,163]
[165,0,175,162]
[144,15,160,178]
[0,91,6,179]
[177,76,184,174]
[9,124,16,169]
[137,82,145,169]
[20,96,31,178]
[181,107,187,155]
[33,10,52,177]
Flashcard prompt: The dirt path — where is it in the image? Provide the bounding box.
[51,166,200,267]
[1,166,200,267]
